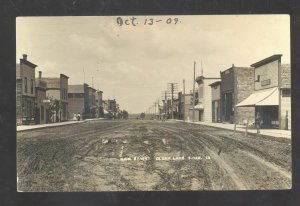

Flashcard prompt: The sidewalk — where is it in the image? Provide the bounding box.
[17,118,105,132]
[177,120,291,139]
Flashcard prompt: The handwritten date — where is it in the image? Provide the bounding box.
[116,17,181,26]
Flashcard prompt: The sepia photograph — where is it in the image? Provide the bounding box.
[16,15,291,192]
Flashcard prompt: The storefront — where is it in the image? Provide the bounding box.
[236,87,279,128]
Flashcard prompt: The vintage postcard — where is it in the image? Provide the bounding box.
[16,15,291,192]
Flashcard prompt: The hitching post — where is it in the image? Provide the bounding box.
[245,119,249,137]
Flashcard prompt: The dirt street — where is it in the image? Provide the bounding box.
[17,120,291,191]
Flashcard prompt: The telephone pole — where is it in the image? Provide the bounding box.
[192,61,196,122]
[167,83,178,120]
[183,79,185,121]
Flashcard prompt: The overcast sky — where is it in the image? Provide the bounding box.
[16,15,290,114]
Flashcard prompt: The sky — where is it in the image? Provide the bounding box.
[16,15,290,114]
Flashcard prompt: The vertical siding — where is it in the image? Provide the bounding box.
[254,60,279,91]
[280,92,291,130]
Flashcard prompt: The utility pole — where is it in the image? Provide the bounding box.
[154,102,157,119]
[171,83,174,119]
[167,83,178,120]
[192,61,196,122]
[165,91,167,117]
[183,79,185,121]
[157,99,160,120]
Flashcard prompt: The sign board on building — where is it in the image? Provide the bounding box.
[261,79,271,86]
[43,99,51,103]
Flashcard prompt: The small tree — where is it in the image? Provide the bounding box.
[122,110,129,119]
[140,112,145,119]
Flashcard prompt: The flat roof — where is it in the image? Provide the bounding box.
[68,84,85,93]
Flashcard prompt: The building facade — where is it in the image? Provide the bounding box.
[209,81,221,123]
[16,54,37,125]
[236,54,291,130]
[220,65,255,124]
[195,76,221,122]
[35,71,50,124]
[68,83,89,120]
[95,90,104,118]
[41,74,69,122]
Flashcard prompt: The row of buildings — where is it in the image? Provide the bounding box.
[16,54,123,125]
[155,54,291,130]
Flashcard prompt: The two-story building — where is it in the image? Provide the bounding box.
[209,81,221,123]
[195,76,221,122]
[16,54,37,125]
[236,54,291,129]
[68,83,89,120]
[95,90,104,118]
[41,74,69,122]
[220,65,255,124]
[35,71,50,124]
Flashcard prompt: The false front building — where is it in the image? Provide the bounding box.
[236,54,291,130]
[41,74,69,122]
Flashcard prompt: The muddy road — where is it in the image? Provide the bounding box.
[17,120,291,191]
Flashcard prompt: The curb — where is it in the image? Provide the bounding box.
[17,121,86,132]
[183,121,290,140]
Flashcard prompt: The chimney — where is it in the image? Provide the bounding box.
[39,71,42,79]
[22,54,27,60]
[232,64,235,67]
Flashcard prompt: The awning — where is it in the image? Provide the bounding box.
[103,109,109,114]
[236,87,279,107]
[190,103,204,110]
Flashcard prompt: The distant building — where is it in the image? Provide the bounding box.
[95,90,103,118]
[195,76,221,122]
[16,54,37,125]
[178,92,195,121]
[103,99,117,118]
[220,65,255,124]
[236,55,291,130]
[41,74,69,122]
[87,86,97,119]
[35,71,50,124]
[68,83,89,120]
[209,81,221,123]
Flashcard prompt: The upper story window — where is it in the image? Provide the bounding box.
[30,79,33,94]
[24,77,27,93]
[255,75,260,82]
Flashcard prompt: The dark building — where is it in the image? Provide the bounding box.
[16,54,37,125]
[220,65,255,124]
[68,83,89,120]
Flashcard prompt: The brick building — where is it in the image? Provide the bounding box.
[220,65,255,124]
[16,54,37,125]
[195,76,221,122]
[209,81,221,122]
[35,71,50,124]
[41,74,69,122]
[236,55,291,130]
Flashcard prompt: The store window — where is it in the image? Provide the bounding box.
[24,77,27,93]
